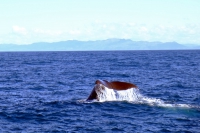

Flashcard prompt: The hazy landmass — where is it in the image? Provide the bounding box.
[0,39,199,51]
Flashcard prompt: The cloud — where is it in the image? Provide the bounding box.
[12,26,28,35]
[33,29,62,36]
[1,23,200,45]
[63,22,200,44]
[139,26,149,32]
[69,30,81,35]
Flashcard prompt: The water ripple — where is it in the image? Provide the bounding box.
[0,51,200,132]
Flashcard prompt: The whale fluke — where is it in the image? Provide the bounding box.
[87,79,138,101]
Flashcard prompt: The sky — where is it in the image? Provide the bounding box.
[0,0,200,45]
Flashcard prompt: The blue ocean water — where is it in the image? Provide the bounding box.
[0,50,200,132]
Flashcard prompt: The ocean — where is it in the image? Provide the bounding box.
[0,50,199,132]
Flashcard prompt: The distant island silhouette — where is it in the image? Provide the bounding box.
[0,39,199,51]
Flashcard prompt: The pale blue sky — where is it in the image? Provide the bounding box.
[0,0,200,45]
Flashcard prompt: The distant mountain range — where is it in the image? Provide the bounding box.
[0,39,200,51]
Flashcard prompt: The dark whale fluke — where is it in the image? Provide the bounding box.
[87,79,138,101]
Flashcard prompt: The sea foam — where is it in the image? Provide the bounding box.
[91,84,195,109]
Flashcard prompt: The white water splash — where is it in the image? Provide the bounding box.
[95,84,140,102]
[136,96,192,108]
[92,84,195,108]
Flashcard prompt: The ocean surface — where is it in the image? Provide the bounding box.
[0,50,200,132]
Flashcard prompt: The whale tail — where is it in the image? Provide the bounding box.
[87,79,138,101]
